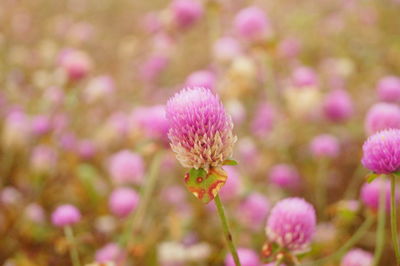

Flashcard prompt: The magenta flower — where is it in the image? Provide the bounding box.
[361,129,400,174]
[58,48,92,81]
[234,6,271,41]
[185,70,216,91]
[364,103,400,135]
[251,103,276,138]
[237,193,270,230]
[95,243,124,263]
[340,248,372,266]
[323,89,353,123]
[51,204,81,227]
[108,150,144,185]
[225,248,260,266]
[360,179,399,212]
[109,187,139,218]
[266,197,316,251]
[292,66,318,88]
[310,134,340,158]
[170,0,203,30]
[268,164,300,190]
[377,76,400,103]
[166,87,236,169]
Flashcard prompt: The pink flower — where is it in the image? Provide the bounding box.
[341,248,372,266]
[234,6,271,41]
[364,103,400,135]
[170,0,203,30]
[166,87,236,169]
[251,103,275,138]
[95,243,124,263]
[109,188,139,218]
[219,166,241,201]
[237,193,270,230]
[292,67,318,88]
[51,204,81,227]
[310,134,340,158]
[360,179,399,212]
[185,70,216,91]
[361,129,400,174]
[377,76,400,103]
[58,48,92,81]
[323,89,353,122]
[266,198,316,251]
[108,150,144,185]
[225,248,260,266]
[269,164,300,190]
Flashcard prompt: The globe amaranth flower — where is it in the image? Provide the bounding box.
[360,179,399,212]
[377,76,400,103]
[364,103,400,135]
[224,248,260,266]
[323,89,353,123]
[166,87,236,170]
[361,129,400,174]
[310,134,340,158]
[51,204,81,227]
[266,197,316,251]
[340,248,372,266]
[268,163,300,190]
[108,187,139,218]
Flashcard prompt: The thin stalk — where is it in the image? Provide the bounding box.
[214,194,241,266]
[373,180,386,265]
[316,159,328,217]
[64,226,81,266]
[310,215,374,265]
[119,152,163,247]
[390,175,400,264]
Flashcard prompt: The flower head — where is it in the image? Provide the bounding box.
[224,248,260,266]
[51,204,81,227]
[266,197,316,251]
[269,164,300,190]
[109,187,139,218]
[107,150,144,185]
[185,70,216,91]
[323,89,353,123]
[310,134,339,158]
[170,0,203,30]
[377,76,400,103]
[234,6,271,41]
[360,179,399,212]
[166,87,236,169]
[361,129,400,174]
[340,248,372,266]
[364,103,400,135]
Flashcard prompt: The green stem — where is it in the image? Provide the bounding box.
[64,226,81,266]
[316,159,328,217]
[119,152,163,247]
[390,175,400,264]
[214,194,241,266]
[310,215,374,265]
[373,180,386,266]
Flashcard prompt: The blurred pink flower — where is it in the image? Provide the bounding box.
[185,70,216,91]
[341,248,372,266]
[251,103,275,138]
[108,150,144,185]
[310,134,339,158]
[323,89,353,123]
[269,164,300,190]
[225,248,260,266]
[58,48,92,81]
[51,204,81,227]
[170,0,203,30]
[234,6,271,41]
[377,76,400,103]
[292,67,318,88]
[238,193,270,230]
[109,187,139,218]
[364,103,400,135]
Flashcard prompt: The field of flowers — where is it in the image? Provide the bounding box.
[1,0,400,265]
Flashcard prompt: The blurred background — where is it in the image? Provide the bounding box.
[1,0,400,265]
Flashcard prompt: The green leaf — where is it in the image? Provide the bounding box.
[365,172,380,183]
[184,167,227,204]
[223,159,238,166]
